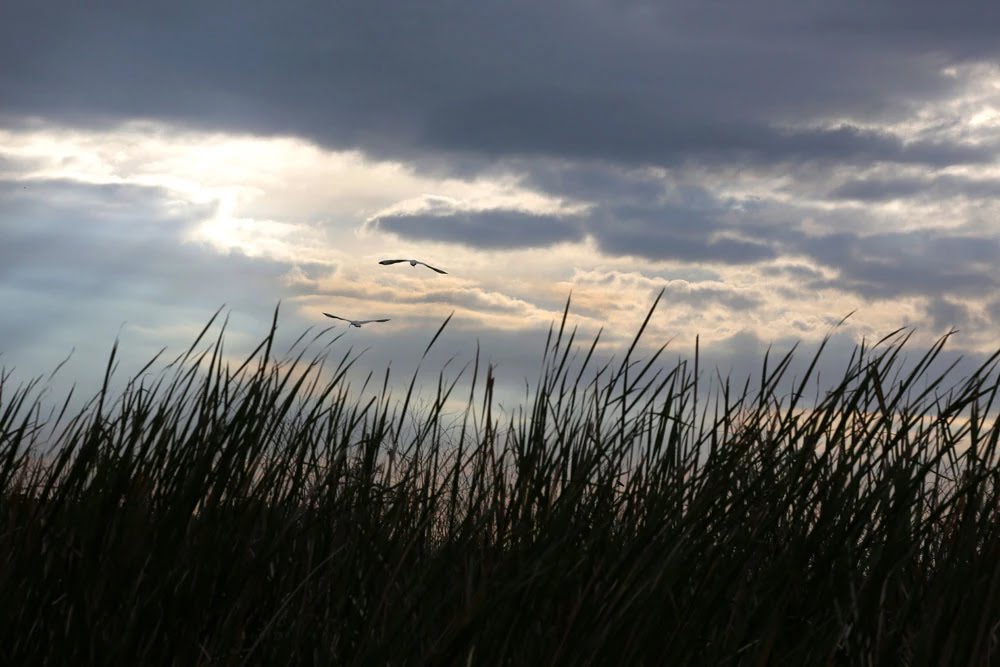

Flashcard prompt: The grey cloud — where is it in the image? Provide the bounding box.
[796,230,1000,298]
[425,94,991,167]
[807,1,1000,57]
[574,179,1000,301]
[829,174,1000,202]
[759,263,827,282]
[0,153,46,177]
[6,0,1000,380]
[315,281,535,318]
[367,182,780,264]
[985,299,1000,327]
[374,160,1000,304]
[616,186,1000,302]
[0,179,213,294]
[594,226,776,264]
[648,282,762,311]
[829,175,932,202]
[583,188,780,263]
[2,1,998,172]
[925,296,974,332]
[563,270,763,315]
[0,178,304,379]
[519,161,668,202]
[370,209,584,249]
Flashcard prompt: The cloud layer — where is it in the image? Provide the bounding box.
[4,1,1000,401]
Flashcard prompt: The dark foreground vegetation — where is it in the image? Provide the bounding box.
[3,296,1000,665]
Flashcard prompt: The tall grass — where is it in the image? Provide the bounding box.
[2,296,1000,665]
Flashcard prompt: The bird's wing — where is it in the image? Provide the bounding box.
[323,313,349,322]
[357,318,391,324]
[417,261,448,274]
[379,259,406,265]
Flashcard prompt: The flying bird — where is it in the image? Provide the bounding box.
[379,258,448,274]
[324,313,391,328]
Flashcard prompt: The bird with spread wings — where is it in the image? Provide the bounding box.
[323,313,391,328]
[378,259,448,274]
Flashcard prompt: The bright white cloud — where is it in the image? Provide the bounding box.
[0,122,579,265]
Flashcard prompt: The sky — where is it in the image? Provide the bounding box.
[3,0,1000,405]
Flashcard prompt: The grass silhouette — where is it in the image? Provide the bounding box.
[2,294,999,664]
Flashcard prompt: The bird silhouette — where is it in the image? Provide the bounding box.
[324,313,391,328]
[378,259,447,274]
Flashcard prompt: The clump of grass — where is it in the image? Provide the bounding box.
[2,296,1000,665]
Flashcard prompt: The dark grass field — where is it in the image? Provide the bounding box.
[2,295,1000,665]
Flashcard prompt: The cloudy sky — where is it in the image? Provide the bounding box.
[3,1,1000,402]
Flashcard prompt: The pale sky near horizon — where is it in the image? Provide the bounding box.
[3,1,1000,402]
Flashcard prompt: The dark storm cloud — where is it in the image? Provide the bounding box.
[2,1,998,170]
[370,209,584,249]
